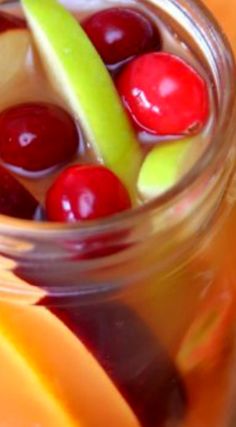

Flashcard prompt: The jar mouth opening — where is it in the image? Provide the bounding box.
[0,0,235,239]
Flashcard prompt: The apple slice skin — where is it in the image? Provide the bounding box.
[22,0,142,194]
[0,11,26,33]
[138,139,191,199]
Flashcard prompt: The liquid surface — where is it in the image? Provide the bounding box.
[0,0,213,211]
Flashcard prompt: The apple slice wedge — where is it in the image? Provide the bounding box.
[177,289,234,373]
[22,0,142,195]
[0,29,31,88]
[138,136,201,200]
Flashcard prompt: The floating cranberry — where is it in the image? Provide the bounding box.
[46,164,131,222]
[0,11,26,32]
[82,8,161,68]
[0,166,38,219]
[117,52,209,135]
[0,103,79,172]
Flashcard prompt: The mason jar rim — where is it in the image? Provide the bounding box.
[0,0,235,241]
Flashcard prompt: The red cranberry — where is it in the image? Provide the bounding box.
[117,52,209,135]
[82,8,161,69]
[46,164,131,222]
[0,166,38,219]
[0,103,79,172]
[0,11,26,32]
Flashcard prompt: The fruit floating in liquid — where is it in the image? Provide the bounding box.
[0,0,211,218]
[0,0,216,426]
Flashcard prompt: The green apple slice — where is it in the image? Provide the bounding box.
[21,0,141,195]
[138,137,200,200]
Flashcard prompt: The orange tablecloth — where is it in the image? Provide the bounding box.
[206,0,236,52]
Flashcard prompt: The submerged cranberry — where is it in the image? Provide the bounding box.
[117,52,209,135]
[0,11,26,33]
[0,166,37,219]
[82,8,161,68]
[0,103,79,172]
[49,301,186,427]
[46,164,131,222]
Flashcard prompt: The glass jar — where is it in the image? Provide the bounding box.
[0,0,236,426]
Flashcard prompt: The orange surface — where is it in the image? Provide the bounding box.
[0,336,77,427]
[206,0,236,52]
[0,302,140,427]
